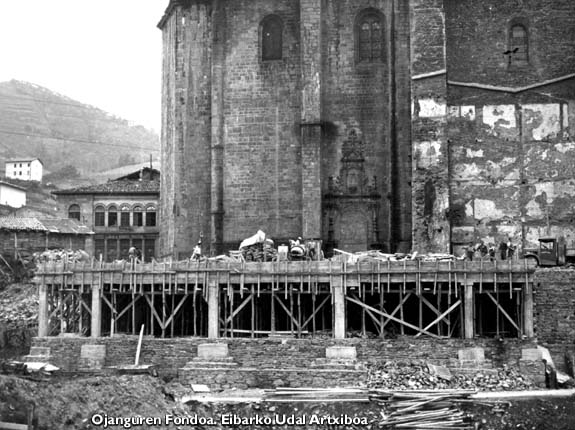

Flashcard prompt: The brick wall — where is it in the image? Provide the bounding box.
[533,269,575,362]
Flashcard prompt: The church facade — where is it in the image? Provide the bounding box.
[158,0,575,259]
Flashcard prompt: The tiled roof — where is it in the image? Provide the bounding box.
[0,217,47,231]
[0,217,93,234]
[53,179,160,195]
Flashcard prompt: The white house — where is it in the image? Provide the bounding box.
[5,158,43,182]
[0,181,26,208]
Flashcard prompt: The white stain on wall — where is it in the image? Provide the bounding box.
[523,104,560,141]
[482,105,516,131]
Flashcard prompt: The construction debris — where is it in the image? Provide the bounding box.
[368,361,535,392]
[331,249,465,264]
[33,249,90,264]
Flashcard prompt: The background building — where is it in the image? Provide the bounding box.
[158,0,575,258]
[5,158,43,182]
[0,181,26,208]
[52,167,160,261]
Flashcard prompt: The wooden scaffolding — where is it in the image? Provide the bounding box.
[35,259,537,339]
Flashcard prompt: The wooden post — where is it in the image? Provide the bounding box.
[207,281,219,339]
[333,282,346,339]
[91,285,102,338]
[38,284,49,337]
[464,282,474,339]
[523,280,534,337]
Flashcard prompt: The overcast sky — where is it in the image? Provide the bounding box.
[0,1,169,132]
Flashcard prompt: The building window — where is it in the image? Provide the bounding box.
[261,15,283,61]
[120,204,130,227]
[95,238,105,260]
[108,205,118,227]
[508,23,528,66]
[356,9,384,63]
[95,206,105,227]
[68,204,81,221]
[145,205,157,227]
[133,206,143,227]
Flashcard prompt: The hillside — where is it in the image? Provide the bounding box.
[0,80,159,179]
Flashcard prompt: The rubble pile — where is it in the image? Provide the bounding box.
[367,361,535,392]
[33,249,90,264]
[0,283,38,328]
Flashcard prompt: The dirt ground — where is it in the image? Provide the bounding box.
[1,374,574,429]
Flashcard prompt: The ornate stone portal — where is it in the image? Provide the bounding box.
[324,129,382,254]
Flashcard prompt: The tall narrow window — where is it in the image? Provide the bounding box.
[357,10,384,63]
[108,205,118,227]
[145,205,157,227]
[68,204,81,221]
[133,206,143,227]
[261,15,283,61]
[120,204,131,227]
[509,24,528,66]
[95,206,105,227]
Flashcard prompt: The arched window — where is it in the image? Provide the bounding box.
[357,10,384,63]
[107,205,118,227]
[261,15,283,61]
[509,24,528,66]
[94,206,105,227]
[133,205,143,227]
[68,204,81,221]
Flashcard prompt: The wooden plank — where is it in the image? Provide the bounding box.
[301,295,330,330]
[486,291,521,334]
[415,300,462,338]
[273,295,300,330]
[345,296,443,338]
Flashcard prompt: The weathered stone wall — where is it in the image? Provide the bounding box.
[445,0,575,254]
[160,2,213,258]
[410,0,450,253]
[159,0,413,256]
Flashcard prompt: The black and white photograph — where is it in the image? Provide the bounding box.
[1,1,575,429]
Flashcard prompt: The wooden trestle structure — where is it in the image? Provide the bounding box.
[34,259,537,340]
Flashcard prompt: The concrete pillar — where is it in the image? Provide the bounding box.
[38,284,49,337]
[208,283,219,339]
[91,285,102,338]
[464,283,474,339]
[333,283,346,339]
[523,281,534,337]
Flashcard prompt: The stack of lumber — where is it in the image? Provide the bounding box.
[263,387,370,402]
[241,243,278,262]
[370,389,476,429]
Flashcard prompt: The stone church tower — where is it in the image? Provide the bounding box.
[158,0,575,259]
